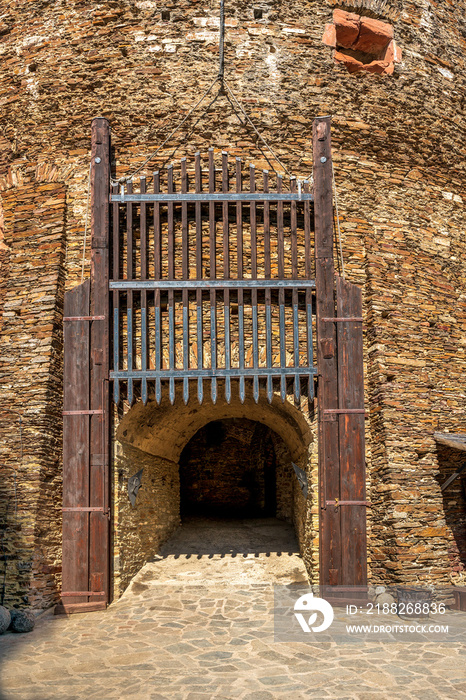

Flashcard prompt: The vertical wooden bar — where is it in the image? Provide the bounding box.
[250,165,259,402]
[337,277,367,587]
[140,176,148,405]
[222,152,231,403]
[112,184,120,405]
[89,117,110,605]
[313,116,341,588]
[277,175,286,401]
[209,149,217,403]
[153,171,162,404]
[236,157,245,403]
[263,170,272,403]
[181,159,189,404]
[293,287,300,403]
[126,179,134,405]
[167,164,175,404]
[304,179,313,399]
[290,176,298,279]
[195,153,203,403]
[277,175,284,278]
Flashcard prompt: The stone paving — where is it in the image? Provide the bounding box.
[0,519,465,700]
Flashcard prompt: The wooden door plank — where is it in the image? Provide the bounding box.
[89,117,110,605]
[336,277,367,586]
[62,281,90,606]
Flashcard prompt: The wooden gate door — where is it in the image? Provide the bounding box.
[58,119,110,614]
[313,117,367,596]
[59,116,367,612]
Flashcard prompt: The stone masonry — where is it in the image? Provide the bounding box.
[0,0,466,609]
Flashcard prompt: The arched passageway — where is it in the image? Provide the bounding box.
[112,384,318,597]
[179,418,290,520]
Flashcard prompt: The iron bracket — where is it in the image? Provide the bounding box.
[62,410,104,416]
[63,316,105,322]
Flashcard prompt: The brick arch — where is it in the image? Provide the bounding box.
[116,384,314,465]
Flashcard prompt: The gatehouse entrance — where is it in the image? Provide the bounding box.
[180,419,286,520]
[59,116,368,614]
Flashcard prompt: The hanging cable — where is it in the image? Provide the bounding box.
[223,79,293,179]
[218,0,225,82]
[81,161,92,284]
[332,163,345,279]
[110,75,221,185]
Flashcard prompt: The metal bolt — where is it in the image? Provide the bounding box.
[320,156,327,164]
[95,157,101,164]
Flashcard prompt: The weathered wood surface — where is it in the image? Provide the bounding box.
[89,117,110,607]
[313,116,341,587]
[336,276,367,587]
[62,280,90,607]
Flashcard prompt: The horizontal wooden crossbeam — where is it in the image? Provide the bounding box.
[111,192,314,203]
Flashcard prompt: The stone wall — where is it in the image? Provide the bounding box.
[0,0,465,607]
[113,441,180,597]
[0,182,66,608]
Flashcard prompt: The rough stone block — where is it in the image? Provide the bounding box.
[363,60,393,75]
[322,23,336,48]
[8,609,35,633]
[333,9,360,49]
[0,606,11,634]
[334,51,363,73]
[384,39,402,63]
[355,17,393,56]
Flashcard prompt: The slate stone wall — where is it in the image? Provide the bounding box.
[1,0,465,607]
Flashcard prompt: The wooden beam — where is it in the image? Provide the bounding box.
[313,116,341,587]
[434,432,466,453]
[89,117,111,606]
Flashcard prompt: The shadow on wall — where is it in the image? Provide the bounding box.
[179,418,291,520]
[435,445,466,583]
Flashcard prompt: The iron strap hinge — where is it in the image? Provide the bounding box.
[62,410,104,416]
[61,591,106,597]
[326,499,371,509]
[322,317,363,322]
[62,507,108,513]
[323,409,366,421]
[323,409,365,413]
[63,316,106,322]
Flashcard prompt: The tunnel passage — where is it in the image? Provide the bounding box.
[112,385,318,596]
[179,418,292,520]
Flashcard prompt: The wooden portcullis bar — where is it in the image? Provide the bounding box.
[108,151,316,407]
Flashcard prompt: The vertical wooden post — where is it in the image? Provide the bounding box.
[336,277,367,587]
[313,116,341,587]
[89,117,111,604]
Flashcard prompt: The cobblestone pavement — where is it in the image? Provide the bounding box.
[1,520,465,700]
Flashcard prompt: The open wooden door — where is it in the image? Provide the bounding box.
[58,119,111,614]
[313,117,367,597]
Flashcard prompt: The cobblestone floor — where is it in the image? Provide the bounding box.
[1,520,465,700]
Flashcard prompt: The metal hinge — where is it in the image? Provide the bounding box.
[326,499,371,509]
[62,410,104,416]
[322,409,366,421]
[63,316,106,322]
[60,591,106,597]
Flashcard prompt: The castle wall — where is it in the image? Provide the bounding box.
[0,0,465,608]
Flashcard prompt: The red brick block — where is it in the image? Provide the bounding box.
[355,17,393,56]
[333,9,360,49]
